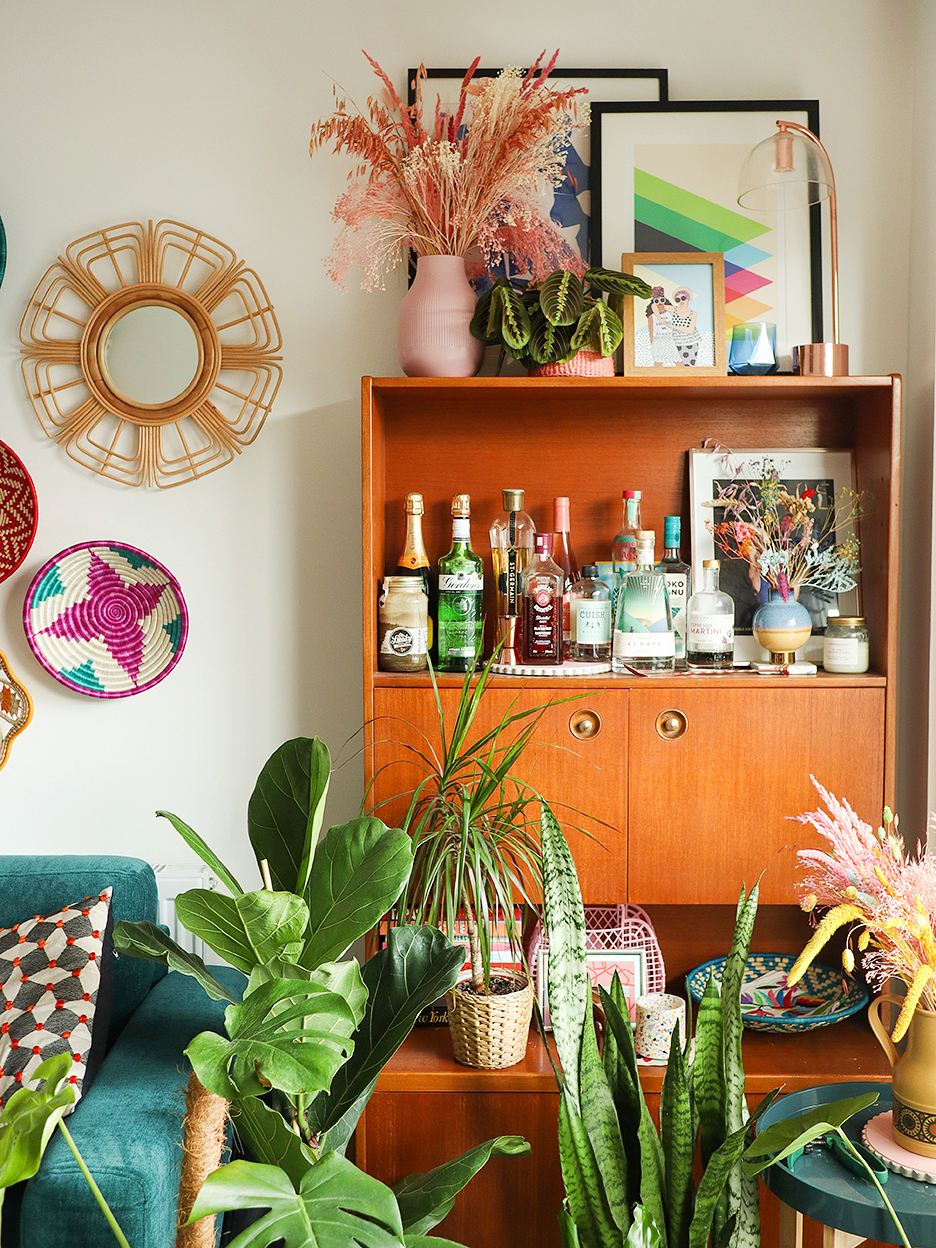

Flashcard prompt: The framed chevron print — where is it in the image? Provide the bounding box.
[591,100,822,372]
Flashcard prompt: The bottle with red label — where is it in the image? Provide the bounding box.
[551,496,580,657]
[521,533,564,665]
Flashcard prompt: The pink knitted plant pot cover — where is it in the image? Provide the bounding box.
[529,350,615,377]
[397,255,484,378]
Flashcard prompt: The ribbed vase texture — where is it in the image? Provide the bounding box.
[397,255,484,378]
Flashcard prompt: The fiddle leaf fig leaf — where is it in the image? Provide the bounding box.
[539,269,584,326]
[248,736,331,896]
[394,1135,531,1234]
[174,888,308,973]
[156,810,243,897]
[113,920,240,1003]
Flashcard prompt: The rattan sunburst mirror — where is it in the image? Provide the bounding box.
[20,220,282,488]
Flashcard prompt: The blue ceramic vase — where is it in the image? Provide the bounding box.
[752,590,812,662]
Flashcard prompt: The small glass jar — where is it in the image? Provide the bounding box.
[378,576,428,672]
[822,616,870,673]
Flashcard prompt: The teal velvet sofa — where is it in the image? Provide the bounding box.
[0,855,244,1248]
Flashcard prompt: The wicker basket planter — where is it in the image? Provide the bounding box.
[446,973,534,1069]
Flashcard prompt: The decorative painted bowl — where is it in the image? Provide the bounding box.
[686,952,869,1033]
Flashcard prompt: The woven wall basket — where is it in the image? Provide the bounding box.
[446,973,534,1069]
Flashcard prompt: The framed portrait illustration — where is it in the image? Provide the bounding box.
[409,68,668,266]
[688,447,860,661]
[591,100,822,371]
[621,252,727,375]
[537,947,646,1029]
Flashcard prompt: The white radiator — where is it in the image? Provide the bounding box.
[154,863,217,961]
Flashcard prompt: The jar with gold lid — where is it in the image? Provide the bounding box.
[378,576,429,672]
[822,616,869,673]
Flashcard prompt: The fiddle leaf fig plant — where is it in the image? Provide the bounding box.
[470,267,652,370]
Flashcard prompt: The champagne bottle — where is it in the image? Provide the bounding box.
[396,492,435,649]
[437,494,483,672]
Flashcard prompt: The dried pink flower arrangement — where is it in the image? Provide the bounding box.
[310,51,588,289]
[788,776,936,1041]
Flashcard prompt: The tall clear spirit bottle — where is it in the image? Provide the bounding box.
[490,488,535,664]
[522,533,563,665]
[611,489,642,613]
[655,515,691,668]
[551,496,580,657]
[686,560,735,669]
[612,529,675,673]
[436,494,483,672]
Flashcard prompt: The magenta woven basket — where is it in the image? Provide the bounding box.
[23,541,188,698]
[0,440,38,583]
[529,903,666,1003]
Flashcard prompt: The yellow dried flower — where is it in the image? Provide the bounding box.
[801,893,818,912]
[788,904,864,985]
[844,886,858,899]
[842,948,855,972]
[858,930,871,951]
[891,966,935,1043]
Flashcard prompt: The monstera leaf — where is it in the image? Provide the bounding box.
[0,1053,75,1191]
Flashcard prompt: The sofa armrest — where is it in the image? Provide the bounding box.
[17,965,245,1248]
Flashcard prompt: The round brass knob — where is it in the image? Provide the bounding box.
[570,709,601,740]
[656,709,688,740]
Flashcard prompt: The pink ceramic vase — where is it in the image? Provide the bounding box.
[397,255,484,378]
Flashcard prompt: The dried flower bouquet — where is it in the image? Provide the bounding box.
[310,51,587,289]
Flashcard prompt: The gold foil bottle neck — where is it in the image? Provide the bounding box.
[404,492,424,515]
[452,493,471,518]
[502,488,524,511]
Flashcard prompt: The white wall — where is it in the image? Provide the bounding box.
[0,0,920,886]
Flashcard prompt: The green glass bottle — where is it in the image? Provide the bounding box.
[436,493,484,672]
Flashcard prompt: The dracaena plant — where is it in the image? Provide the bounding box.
[112,736,529,1247]
[470,267,652,370]
[539,803,776,1248]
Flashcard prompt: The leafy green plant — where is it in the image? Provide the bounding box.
[539,803,777,1248]
[114,736,529,1246]
[470,268,652,370]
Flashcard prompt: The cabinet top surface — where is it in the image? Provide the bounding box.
[364,374,899,393]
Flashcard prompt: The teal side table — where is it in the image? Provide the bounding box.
[758,1082,936,1247]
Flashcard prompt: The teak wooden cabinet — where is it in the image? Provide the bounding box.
[358,374,900,1248]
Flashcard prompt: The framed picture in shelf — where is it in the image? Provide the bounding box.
[409,67,668,267]
[590,99,822,372]
[621,251,727,375]
[688,447,860,661]
[537,947,646,1029]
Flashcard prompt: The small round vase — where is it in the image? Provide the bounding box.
[529,350,615,378]
[869,996,936,1158]
[751,590,812,662]
[397,255,484,378]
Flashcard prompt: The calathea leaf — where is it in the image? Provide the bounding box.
[113,920,241,1003]
[584,267,653,299]
[539,269,585,326]
[394,1135,531,1234]
[498,282,532,349]
[529,314,573,365]
[570,303,622,357]
[248,736,331,896]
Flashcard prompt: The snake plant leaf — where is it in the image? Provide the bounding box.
[393,1135,531,1234]
[660,1026,694,1248]
[113,920,241,1003]
[189,1154,405,1248]
[186,977,357,1099]
[570,302,623,357]
[626,1205,665,1248]
[741,1092,880,1174]
[498,282,532,349]
[559,1205,584,1248]
[599,982,647,1215]
[688,1092,779,1248]
[230,1097,318,1192]
[579,1011,631,1236]
[692,970,727,1244]
[539,269,585,326]
[301,818,412,968]
[248,736,331,897]
[558,1090,624,1248]
[722,884,760,1248]
[584,268,653,299]
[0,1053,75,1190]
[308,925,465,1152]
[156,810,243,897]
[529,313,574,365]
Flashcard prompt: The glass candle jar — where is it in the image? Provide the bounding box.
[822,616,869,673]
[378,576,428,672]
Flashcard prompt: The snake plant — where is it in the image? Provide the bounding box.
[539,803,776,1248]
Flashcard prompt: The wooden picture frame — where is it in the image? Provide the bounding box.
[621,252,727,375]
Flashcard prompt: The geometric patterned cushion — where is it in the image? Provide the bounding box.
[0,888,113,1111]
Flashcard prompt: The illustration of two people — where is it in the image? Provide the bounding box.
[646,285,702,366]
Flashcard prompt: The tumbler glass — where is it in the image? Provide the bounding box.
[728,322,778,375]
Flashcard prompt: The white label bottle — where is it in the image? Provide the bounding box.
[686,560,734,669]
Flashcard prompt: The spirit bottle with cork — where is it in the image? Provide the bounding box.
[655,515,691,667]
[551,496,580,657]
[436,494,483,672]
[611,489,642,611]
[396,492,435,649]
[612,529,675,673]
[490,488,535,664]
[686,560,734,669]
[568,564,612,661]
[522,533,563,665]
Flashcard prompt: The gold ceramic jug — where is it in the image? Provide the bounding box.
[868,994,936,1158]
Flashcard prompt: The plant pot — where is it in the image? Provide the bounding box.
[397,254,484,378]
[528,349,615,377]
[751,589,812,662]
[446,973,534,1069]
[869,996,936,1158]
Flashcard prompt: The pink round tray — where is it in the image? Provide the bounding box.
[863,1111,936,1183]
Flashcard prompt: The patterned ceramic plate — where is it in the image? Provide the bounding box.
[0,440,38,582]
[23,542,188,697]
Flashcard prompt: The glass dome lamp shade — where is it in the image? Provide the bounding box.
[737,121,847,375]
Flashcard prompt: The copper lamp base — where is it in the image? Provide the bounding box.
[792,342,849,377]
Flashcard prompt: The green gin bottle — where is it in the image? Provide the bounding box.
[436,493,483,672]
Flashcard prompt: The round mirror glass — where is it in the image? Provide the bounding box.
[103,305,200,405]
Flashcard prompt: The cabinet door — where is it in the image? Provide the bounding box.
[370,688,626,904]
[627,687,885,905]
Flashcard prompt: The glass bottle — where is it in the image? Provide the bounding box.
[436,494,484,673]
[522,533,563,665]
[551,496,580,657]
[686,560,735,670]
[568,564,612,662]
[396,492,435,650]
[612,529,675,674]
[377,576,429,672]
[489,488,536,664]
[655,515,691,668]
[611,490,642,612]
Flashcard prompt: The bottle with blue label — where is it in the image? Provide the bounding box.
[655,515,691,667]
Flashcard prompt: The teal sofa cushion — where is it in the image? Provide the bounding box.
[17,964,245,1248]
[0,857,165,1032]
